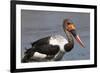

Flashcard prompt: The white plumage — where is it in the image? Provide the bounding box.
[33,52,47,58]
[49,35,68,52]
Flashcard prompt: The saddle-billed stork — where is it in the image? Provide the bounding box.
[22,19,85,62]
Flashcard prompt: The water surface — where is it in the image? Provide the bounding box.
[21,10,90,61]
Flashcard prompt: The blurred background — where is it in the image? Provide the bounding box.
[21,10,90,61]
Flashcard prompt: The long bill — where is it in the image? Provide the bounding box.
[69,29,85,48]
[75,35,85,48]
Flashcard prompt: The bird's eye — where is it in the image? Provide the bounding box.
[67,24,76,31]
[67,23,70,24]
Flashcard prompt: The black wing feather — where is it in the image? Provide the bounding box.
[25,45,60,56]
[22,36,60,62]
[36,45,60,55]
[31,36,50,47]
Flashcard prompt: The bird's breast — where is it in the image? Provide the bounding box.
[49,35,68,52]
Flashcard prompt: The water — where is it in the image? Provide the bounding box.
[21,10,90,61]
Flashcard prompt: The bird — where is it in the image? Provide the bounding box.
[22,19,85,63]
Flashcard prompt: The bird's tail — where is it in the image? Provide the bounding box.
[21,54,30,63]
[22,47,36,63]
[21,53,34,63]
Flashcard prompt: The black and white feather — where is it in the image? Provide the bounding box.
[21,19,85,63]
[22,34,73,62]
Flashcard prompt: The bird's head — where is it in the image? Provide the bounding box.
[63,19,85,48]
